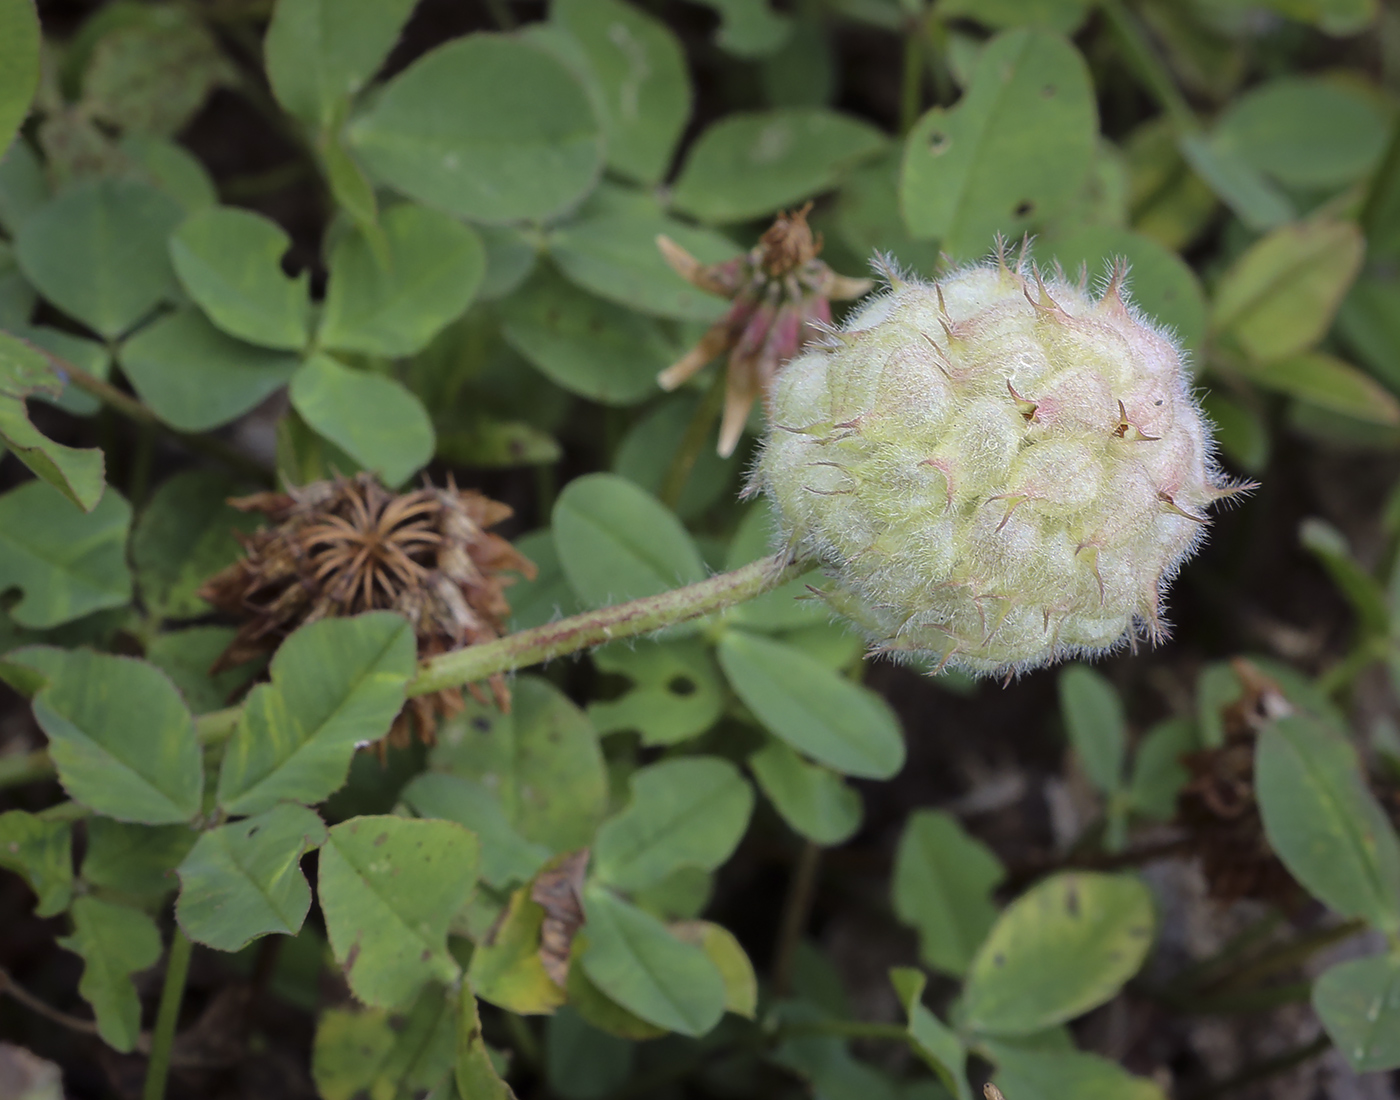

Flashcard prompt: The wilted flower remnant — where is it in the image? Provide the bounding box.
[200,472,534,745]
[758,243,1251,678]
[658,204,873,458]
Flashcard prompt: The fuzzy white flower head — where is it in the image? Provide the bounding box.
[755,246,1246,677]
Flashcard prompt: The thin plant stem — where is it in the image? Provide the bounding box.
[659,367,726,510]
[409,553,809,697]
[776,1018,909,1043]
[24,341,274,484]
[1099,0,1197,132]
[143,929,194,1100]
[772,841,822,996]
[899,22,924,135]
[0,967,105,1040]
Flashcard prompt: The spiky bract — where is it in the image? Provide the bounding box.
[757,251,1242,677]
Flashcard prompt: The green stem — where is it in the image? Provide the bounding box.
[409,553,808,697]
[143,928,193,1100]
[899,21,924,135]
[772,841,822,996]
[29,343,274,484]
[0,749,55,788]
[659,367,726,510]
[1316,635,1389,697]
[1099,0,1197,132]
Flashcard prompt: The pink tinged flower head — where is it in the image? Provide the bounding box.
[756,247,1253,678]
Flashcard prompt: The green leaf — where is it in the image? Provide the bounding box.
[1256,714,1400,932]
[371,983,461,1097]
[57,896,161,1053]
[769,1001,900,1100]
[0,331,106,510]
[467,885,567,1015]
[145,626,259,716]
[176,803,327,951]
[319,815,478,1009]
[692,0,791,57]
[1211,219,1365,363]
[717,630,905,779]
[169,206,311,351]
[670,919,757,1018]
[938,0,1090,31]
[499,266,671,405]
[553,473,707,608]
[545,1006,635,1100]
[579,886,727,1037]
[0,0,40,157]
[79,6,231,137]
[1057,665,1127,796]
[985,1039,1167,1100]
[0,810,73,917]
[120,133,218,213]
[1127,717,1194,821]
[33,650,202,824]
[507,530,578,632]
[320,203,485,357]
[15,178,182,339]
[671,108,884,224]
[0,238,36,327]
[131,470,260,621]
[350,35,603,225]
[612,392,735,522]
[892,810,1004,977]
[900,29,1096,258]
[1312,955,1400,1073]
[749,739,862,845]
[587,638,724,746]
[1299,518,1389,634]
[549,210,736,322]
[594,757,753,893]
[552,0,690,186]
[960,872,1155,1035]
[311,1005,396,1100]
[0,137,44,235]
[890,968,970,1100]
[1337,274,1400,391]
[118,307,300,432]
[1177,132,1295,232]
[1212,77,1387,191]
[1042,226,1207,352]
[400,772,551,890]
[216,612,415,815]
[1239,351,1400,427]
[724,501,826,631]
[430,676,607,852]
[289,355,435,487]
[833,149,945,276]
[80,819,197,904]
[264,0,417,128]
[457,986,516,1100]
[436,417,561,469]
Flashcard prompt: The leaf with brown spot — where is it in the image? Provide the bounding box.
[532,849,589,989]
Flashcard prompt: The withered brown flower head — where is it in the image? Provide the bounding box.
[199,472,535,746]
[657,203,872,458]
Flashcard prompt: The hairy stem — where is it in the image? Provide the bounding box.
[659,367,727,510]
[143,929,194,1100]
[409,553,808,697]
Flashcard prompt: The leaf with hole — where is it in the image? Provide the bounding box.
[959,872,1155,1035]
[900,29,1096,257]
[216,612,416,816]
[318,814,479,1009]
[176,803,327,951]
[587,639,724,746]
[430,675,607,853]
